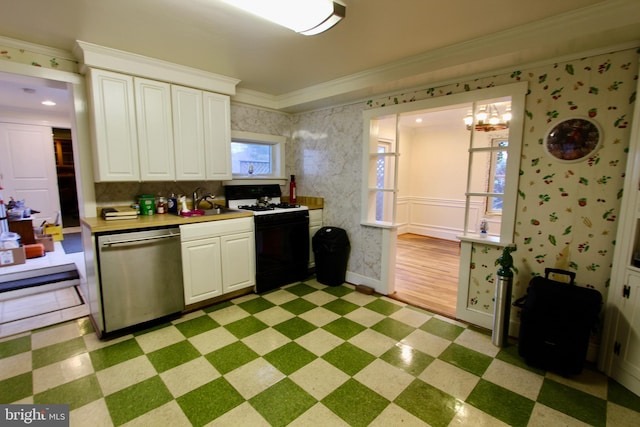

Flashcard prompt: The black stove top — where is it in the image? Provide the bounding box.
[238,202,302,211]
[238,205,275,212]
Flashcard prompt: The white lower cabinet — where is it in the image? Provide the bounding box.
[181,218,255,305]
[181,236,223,303]
[220,232,255,293]
[309,209,323,268]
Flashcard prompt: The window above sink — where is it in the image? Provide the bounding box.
[227,131,286,183]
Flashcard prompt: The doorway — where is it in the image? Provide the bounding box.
[377,105,469,316]
[362,83,526,325]
[53,128,80,228]
[0,71,81,230]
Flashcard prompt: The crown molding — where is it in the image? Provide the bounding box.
[232,88,281,111]
[243,0,640,113]
[73,40,240,95]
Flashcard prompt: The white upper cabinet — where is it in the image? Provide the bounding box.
[134,77,175,181]
[172,85,206,180]
[85,68,233,182]
[78,41,238,183]
[203,92,232,180]
[87,68,139,181]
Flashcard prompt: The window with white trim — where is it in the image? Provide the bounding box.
[230,130,285,180]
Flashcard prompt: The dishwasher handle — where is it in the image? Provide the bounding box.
[100,231,180,247]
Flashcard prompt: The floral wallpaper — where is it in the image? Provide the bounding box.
[0,42,78,73]
[362,48,639,319]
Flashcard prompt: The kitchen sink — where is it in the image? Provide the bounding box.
[175,207,242,217]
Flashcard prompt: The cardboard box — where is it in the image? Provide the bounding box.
[35,234,55,252]
[0,246,26,268]
[44,224,64,241]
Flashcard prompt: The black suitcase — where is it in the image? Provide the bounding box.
[514,268,602,375]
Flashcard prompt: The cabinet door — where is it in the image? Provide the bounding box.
[203,92,232,180]
[135,78,175,181]
[612,272,640,395]
[181,237,223,304]
[172,85,206,180]
[220,232,255,293]
[87,68,139,181]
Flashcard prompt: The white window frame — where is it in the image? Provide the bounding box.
[376,139,395,222]
[227,130,286,183]
[486,137,508,215]
[361,82,528,246]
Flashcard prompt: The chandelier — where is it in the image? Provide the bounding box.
[464,104,511,132]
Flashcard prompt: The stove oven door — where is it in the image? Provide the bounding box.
[254,211,310,292]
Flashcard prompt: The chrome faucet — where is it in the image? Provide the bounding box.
[192,187,216,210]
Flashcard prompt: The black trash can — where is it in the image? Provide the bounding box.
[312,227,350,286]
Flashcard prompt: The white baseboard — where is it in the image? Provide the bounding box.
[345,271,386,295]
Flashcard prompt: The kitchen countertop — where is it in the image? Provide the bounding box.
[82,199,324,234]
[81,210,254,234]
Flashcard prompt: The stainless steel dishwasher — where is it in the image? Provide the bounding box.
[97,227,183,333]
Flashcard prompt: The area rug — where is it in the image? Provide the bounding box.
[61,232,82,254]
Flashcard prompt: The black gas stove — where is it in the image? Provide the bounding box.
[237,202,303,211]
[225,184,310,293]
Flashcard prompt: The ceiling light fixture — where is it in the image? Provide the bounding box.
[223,0,346,36]
[464,104,511,132]
[41,100,56,106]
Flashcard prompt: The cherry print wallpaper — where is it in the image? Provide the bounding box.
[0,40,77,72]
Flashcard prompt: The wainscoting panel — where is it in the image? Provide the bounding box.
[397,197,501,241]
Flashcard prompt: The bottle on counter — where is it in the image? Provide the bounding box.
[157,196,167,214]
[290,175,297,204]
[167,193,178,214]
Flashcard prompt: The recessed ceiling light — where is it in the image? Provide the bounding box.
[415,118,423,123]
[41,100,56,106]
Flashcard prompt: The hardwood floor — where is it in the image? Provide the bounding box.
[391,233,460,318]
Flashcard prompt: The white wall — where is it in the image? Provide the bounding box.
[395,115,510,240]
[403,123,468,240]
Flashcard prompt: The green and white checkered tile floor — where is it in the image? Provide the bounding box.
[2,279,640,426]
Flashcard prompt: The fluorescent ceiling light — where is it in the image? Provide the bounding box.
[41,100,56,106]
[224,0,345,36]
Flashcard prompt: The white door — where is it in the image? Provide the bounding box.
[0,123,61,225]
